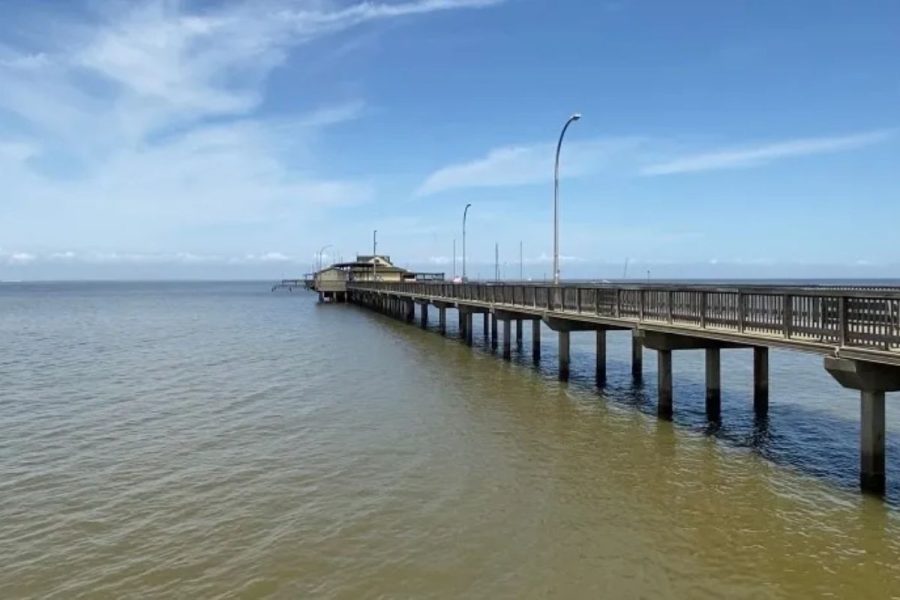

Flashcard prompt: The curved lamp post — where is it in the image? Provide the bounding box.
[317,244,333,272]
[553,113,581,285]
[462,203,472,281]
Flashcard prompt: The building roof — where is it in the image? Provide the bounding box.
[356,255,391,263]
[331,261,407,273]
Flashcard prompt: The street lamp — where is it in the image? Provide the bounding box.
[317,244,333,271]
[373,229,378,281]
[553,113,581,285]
[462,203,472,281]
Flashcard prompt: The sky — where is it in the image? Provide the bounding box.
[0,0,897,280]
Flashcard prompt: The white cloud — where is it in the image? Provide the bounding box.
[0,0,501,255]
[640,130,894,176]
[416,136,646,196]
[416,129,894,194]
[7,252,37,265]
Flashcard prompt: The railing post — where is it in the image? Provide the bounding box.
[737,291,745,333]
[667,290,674,324]
[577,288,582,313]
[615,289,621,318]
[783,294,793,339]
[639,289,645,321]
[839,296,848,347]
[700,292,706,328]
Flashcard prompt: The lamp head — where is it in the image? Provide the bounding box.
[571,113,582,121]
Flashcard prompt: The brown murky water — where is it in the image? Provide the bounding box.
[2,282,899,598]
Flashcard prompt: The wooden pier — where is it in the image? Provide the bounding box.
[346,281,900,495]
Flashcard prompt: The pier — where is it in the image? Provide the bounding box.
[342,280,900,495]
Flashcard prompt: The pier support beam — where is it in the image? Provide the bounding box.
[483,313,489,339]
[639,331,746,422]
[558,331,571,381]
[596,330,607,386]
[754,347,769,416]
[657,349,673,420]
[542,316,627,382]
[465,312,474,346]
[825,356,900,495]
[532,318,541,362]
[706,348,721,421]
[419,302,428,329]
[516,319,523,346]
[632,331,643,382]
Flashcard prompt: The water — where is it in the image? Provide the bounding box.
[2,281,900,598]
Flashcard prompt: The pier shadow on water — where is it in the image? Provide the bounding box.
[384,304,900,506]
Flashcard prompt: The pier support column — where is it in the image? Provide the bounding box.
[420,303,428,329]
[657,349,673,420]
[861,390,886,495]
[439,307,447,335]
[483,313,489,339]
[405,300,415,324]
[458,311,464,338]
[596,330,607,386]
[632,331,643,382]
[465,312,474,346]
[532,318,541,362]
[491,314,498,350]
[558,331,570,381]
[706,348,721,421]
[516,319,523,346]
[502,319,512,360]
[754,347,769,416]
[825,356,900,495]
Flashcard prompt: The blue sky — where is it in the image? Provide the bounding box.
[0,0,897,279]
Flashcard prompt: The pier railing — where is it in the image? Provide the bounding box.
[348,282,900,353]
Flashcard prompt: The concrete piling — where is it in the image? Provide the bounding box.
[502,318,512,360]
[754,347,769,416]
[596,330,606,386]
[632,331,643,382]
[657,349,673,420]
[558,331,570,381]
[706,347,721,421]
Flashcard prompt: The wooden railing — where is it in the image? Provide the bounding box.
[348,282,900,353]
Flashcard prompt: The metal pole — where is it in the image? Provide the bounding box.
[452,238,456,279]
[317,244,332,272]
[519,240,523,280]
[462,203,472,281]
[495,243,499,281]
[373,230,377,281]
[553,113,581,285]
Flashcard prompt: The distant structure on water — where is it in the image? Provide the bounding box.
[284,254,443,303]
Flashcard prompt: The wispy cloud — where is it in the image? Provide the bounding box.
[0,0,500,252]
[416,136,646,196]
[640,130,894,176]
[416,129,894,194]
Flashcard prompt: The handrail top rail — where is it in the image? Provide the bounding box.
[347,281,900,300]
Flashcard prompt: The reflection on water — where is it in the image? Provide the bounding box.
[1,282,898,598]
